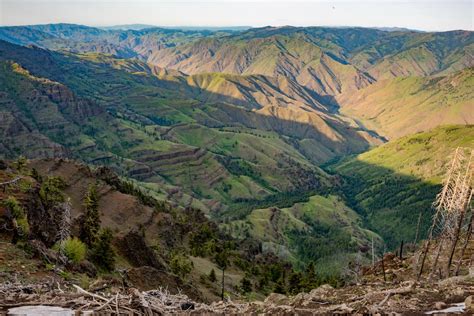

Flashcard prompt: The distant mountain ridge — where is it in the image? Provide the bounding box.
[1,25,472,89]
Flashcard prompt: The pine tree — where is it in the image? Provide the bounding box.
[80,184,100,246]
[302,262,317,291]
[209,268,217,282]
[288,271,303,294]
[240,276,252,293]
[90,228,115,272]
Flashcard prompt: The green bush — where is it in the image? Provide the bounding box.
[170,253,193,279]
[3,196,29,240]
[14,155,27,172]
[39,176,66,208]
[55,237,87,263]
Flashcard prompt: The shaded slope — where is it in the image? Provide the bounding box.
[329,125,474,247]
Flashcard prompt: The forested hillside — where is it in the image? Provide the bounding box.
[329,125,474,247]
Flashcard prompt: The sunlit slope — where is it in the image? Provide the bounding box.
[337,68,474,139]
[222,194,380,273]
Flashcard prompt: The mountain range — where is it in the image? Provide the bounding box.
[0,23,472,297]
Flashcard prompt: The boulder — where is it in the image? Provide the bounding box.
[465,295,474,311]
[27,239,60,263]
[264,293,290,305]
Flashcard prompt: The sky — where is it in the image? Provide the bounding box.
[0,0,472,31]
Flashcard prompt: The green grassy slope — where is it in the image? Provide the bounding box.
[221,194,380,275]
[337,68,474,139]
[329,125,474,247]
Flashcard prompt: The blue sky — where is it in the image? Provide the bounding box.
[0,0,472,31]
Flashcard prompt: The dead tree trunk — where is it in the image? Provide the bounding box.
[446,209,465,276]
[221,268,225,301]
[455,211,473,276]
[429,242,444,280]
[414,211,422,245]
[381,254,387,282]
[419,148,473,280]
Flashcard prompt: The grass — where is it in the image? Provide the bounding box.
[329,125,474,248]
[338,68,474,139]
[222,194,379,268]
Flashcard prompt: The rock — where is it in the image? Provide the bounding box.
[264,293,290,305]
[290,292,307,306]
[8,305,74,316]
[453,287,465,297]
[329,303,354,313]
[465,296,474,311]
[69,259,97,277]
[307,284,333,302]
[434,302,447,310]
[27,239,60,263]
[181,302,195,310]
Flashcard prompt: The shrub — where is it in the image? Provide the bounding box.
[55,237,87,263]
[14,155,27,172]
[170,253,193,279]
[39,176,66,208]
[3,196,29,240]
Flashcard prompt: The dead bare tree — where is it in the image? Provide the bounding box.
[418,147,473,280]
[57,198,72,261]
[455,210,473,276]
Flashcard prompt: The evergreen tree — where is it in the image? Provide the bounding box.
[209,268,217,282]
[30,168,42,183]
[302,262,318,291]
[90,228,115,272]
[273,277,287,294]
[80,184,100,246]
[240,276,252,294]
[288,271,303,294]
